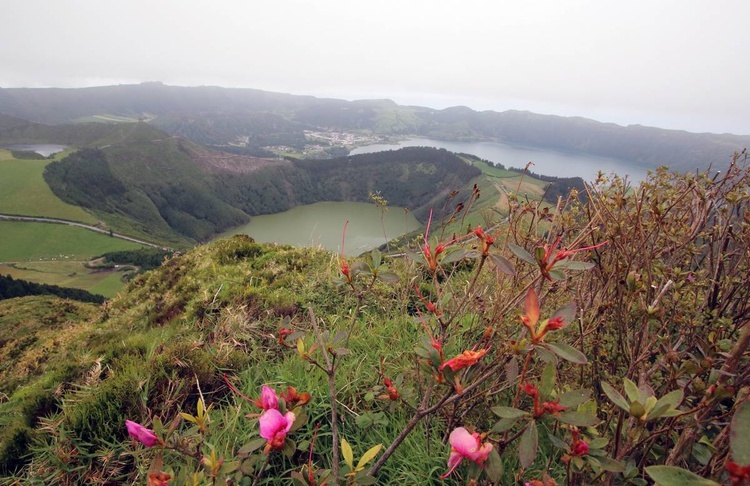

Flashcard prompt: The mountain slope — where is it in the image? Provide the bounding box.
[1,83,748,171]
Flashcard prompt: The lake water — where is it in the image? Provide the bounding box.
[351,138,651,182]
[4,144,68,157]
[218,201,421,256]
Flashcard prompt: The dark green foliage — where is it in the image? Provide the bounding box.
[43,148,127,209]
[215,147,481,220]
[0,274,105,304]
[96,248,174,271]
[10,149,47,160]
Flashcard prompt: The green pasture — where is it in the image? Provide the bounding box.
[0,221,145,261]
[0,149,97,223]
[0,261,127,298]
[469,158,520,178]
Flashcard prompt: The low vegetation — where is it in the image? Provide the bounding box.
[1,152,748,485]
[0,274,105,303]
[0,149,96,224]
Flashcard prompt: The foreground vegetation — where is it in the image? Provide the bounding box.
[1,153,749,485]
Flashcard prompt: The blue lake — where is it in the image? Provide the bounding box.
[351,137,651,182]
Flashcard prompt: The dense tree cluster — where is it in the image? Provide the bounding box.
[96,248,174,272]
[213,147,482,217]
[0,274,105,303]
[9,150,48,160]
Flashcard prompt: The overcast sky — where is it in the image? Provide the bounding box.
[2,0,749,134]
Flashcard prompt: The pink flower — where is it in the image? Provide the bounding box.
[254,385,279,411]
[441,427,493,479]
[125,420,160,447]
[259,408,295,451]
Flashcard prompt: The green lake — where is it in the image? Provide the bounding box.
[218,201,422,256]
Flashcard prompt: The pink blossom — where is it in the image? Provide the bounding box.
[441,427,493,479]
[254,385,279,411]
[125,420,160,447]
[259,408,295,451]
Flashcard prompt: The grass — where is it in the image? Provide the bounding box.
[0,149,98,224]
[0,262,129,298]
[0,221,145,261]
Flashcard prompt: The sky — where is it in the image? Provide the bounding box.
[2,0,749,135]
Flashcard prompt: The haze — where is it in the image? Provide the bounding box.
[2,0,748,135]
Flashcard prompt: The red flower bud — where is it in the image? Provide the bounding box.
[572,440,589,456]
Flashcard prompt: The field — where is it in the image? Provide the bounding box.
[0,149,98,223]
[0,262,128,298]
[0,221,145,296]
[0,221,144,261]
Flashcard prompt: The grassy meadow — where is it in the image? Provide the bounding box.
[0,221,145,261]
[0,221,146,295]
[0,149,98,223]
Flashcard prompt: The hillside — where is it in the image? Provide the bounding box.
[0,113,483,244]
[2,159,749,484]
[1,83,748,171]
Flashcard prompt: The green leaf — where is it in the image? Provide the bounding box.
[290,471,306,485]
[544,342,587,364]
[596,456,625,473]
[355,475,378,485]
[623,378,643,404]
[555,260,595,271]
[550,302,577,326]
[555,410,600,427]
[548,433,568,450]
[548,268,567,280]
[492,417,521,433]
[489,253,516,275]
[378,271,400,283]
[405,250,423,264]
[731,396,750,465]
[601,382,630,412]
[332,329,348,344]
[629,401,646,419]
[237,438,266,457]
[645,465,720,485]
[559,388,592,408]
[282,438,296,458]
[518,420,538,469]
[506,356,519,384]
[356,443,382,470]
[509,243,535,264]
[442,248,469,264]
[539,362,557,400]
[491,406,529,419]
[484,447,504,482]
[341,438,354,470]
[369,248,382,269]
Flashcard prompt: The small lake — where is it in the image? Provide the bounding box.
[218,201,421,256]
[351,138,651,182]
[3,144,68,157]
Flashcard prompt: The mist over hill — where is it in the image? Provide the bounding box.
[1,82,747,172]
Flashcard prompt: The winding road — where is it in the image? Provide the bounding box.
[0,213,165,249]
